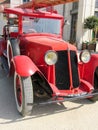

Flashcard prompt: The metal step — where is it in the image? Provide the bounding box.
[27,91,98,106]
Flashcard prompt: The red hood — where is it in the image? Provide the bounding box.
[24,35,76,51]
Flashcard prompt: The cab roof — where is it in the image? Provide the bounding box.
[4,8,63,19]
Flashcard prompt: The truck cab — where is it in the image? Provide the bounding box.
[0,0,98,116]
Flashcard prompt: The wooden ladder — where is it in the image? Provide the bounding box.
[18,0,78,9]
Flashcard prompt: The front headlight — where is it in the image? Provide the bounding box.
[44,50,58,65]
[80,50,91,63]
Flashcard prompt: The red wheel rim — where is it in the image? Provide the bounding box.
[16,75,22,106]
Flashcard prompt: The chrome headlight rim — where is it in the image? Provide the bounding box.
[80,50,91,63]
[44,50,58,65]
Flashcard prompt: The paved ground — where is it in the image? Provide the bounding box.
[0,66,98,130]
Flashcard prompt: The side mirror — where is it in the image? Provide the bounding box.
[63,19,70,28]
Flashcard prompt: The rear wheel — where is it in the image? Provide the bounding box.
[14,72,33,116]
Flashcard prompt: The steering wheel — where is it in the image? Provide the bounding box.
[28,29,37,33]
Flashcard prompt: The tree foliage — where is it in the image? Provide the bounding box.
[84,16,98,41]
[84,16,98,30]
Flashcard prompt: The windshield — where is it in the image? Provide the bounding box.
[22,16,61,35]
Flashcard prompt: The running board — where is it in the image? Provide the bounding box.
[27,91,98,106]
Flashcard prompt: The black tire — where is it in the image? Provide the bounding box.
[89,68,98,102]
[89,95,98,102]
[7,38,20,68]
[14,72,33,116]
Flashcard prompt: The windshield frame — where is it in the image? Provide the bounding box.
[22,16,62,36]
[5,9,64,37]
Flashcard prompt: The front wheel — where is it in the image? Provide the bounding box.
[89,68,98,102]
[14,72,33,116]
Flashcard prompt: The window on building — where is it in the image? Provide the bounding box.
[23,0,30,3]
[95,0,98,8]
[95,11,98,17]
[70,14,78,42]
[72,2,79,10]
[95,1,98,40]
[70,2,78,43]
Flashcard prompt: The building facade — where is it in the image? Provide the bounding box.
[55,0,96,49]
[76,0,95,49]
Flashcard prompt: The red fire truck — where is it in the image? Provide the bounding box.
[0,0,98,116]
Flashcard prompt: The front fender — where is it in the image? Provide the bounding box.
[79,54,98,85]
[12,55,39,76]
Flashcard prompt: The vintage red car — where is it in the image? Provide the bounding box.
[0,0,98,116]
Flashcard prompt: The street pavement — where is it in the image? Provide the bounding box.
[0,66,98,130]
